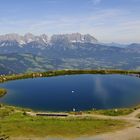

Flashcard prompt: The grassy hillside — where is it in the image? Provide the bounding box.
[0,53,56,74]
[0,53,140,75]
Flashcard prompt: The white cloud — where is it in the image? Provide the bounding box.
[0,8,140,43]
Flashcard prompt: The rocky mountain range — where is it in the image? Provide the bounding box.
[0,33,140,74]
[0,33,97,46]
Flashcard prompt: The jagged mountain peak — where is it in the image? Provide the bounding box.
[0,33,49,45]
[50,33,98,43]
[0,33,21,41]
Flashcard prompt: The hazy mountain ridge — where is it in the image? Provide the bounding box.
[0,33,97,46]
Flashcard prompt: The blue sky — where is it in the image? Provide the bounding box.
[0,0,140,43]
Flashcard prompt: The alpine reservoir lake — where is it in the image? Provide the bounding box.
[0,74,140,111]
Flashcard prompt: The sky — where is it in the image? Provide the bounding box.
[0,0,140,43]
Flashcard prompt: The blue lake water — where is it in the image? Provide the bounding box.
[0,74,140,111]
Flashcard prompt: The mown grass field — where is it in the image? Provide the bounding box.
[0,105,127,138]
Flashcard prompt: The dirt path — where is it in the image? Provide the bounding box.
[80,109,140,140]
[82,110,140,121]
[91,125,140,140]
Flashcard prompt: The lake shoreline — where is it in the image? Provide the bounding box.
[0,88,7,97]
[0,69,140,83]
[1,103,140,116]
